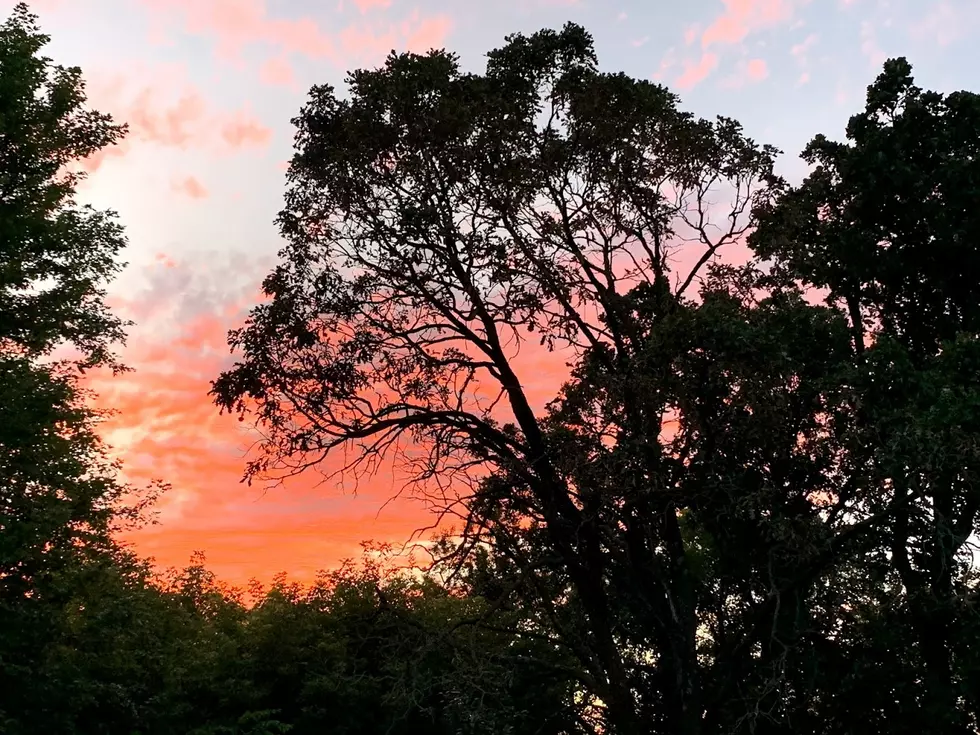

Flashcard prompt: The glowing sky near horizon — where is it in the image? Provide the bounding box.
[6,0,978,585]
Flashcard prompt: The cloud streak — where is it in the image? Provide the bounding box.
[701,0,793,48]
[670,0,797,90]
[80,71,272,172]
[98,254,437,584]
[141,0,453,68]
[675,52,719,90]
[171,175,209,199]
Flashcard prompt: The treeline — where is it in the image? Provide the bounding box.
[3,3,980,733]
[5,547,576,734]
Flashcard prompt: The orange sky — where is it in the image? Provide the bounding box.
[95,263,578,584]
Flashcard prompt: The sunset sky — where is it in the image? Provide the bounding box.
[8,0,978,585]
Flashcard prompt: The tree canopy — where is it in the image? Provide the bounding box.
[213,22,980,735]
[0,6,139,729]
[0,2,128,367]
[0,0,133,590]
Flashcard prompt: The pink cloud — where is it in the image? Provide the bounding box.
[220,111,273,148]
[143,0,452,67]
[352,0,393,11]
[79,144,128,175]
[336,10,451,59]
[670,0,793,92]
[675,52,718,90]
[746,58,769,81]
[127,89,207,148]
[859,21,886,68]
[77,70,273,171]
[791,32,818,60]
[404,11,452,52]
[142,0,333,62]
[720,57,770,89]
[155,253,178,269]
[259,54,296,88]
[172,175,209,199]
[701,0,793,48]
[652,48,677,81]
[790,33,817,83]
[912,2,978,47]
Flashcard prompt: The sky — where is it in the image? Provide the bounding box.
[6,0,978,585]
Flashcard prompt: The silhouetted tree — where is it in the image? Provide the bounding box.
[214,25,980,735]
[751,58,980,733]
[0,5,142,731]
[210,23,784,735]
[0,2,128,366]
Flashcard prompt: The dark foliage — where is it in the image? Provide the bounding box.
[213,24,980,735]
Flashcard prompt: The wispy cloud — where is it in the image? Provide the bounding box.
[141,0,453,67]
[669,0,796,91]
[171,175,209,199]
[675,51,719,90]
[258,54,297,88]
[911,1,978,47]
[701,0,794,48]
[80,69,272,172]
[859,20,886,68]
